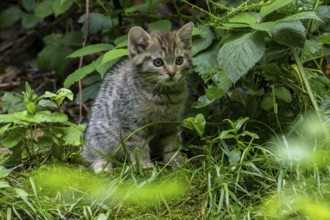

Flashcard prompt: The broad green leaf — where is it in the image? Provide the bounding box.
[101,49,128,65]
[192,27,202,36]
[206,87,225,100]
[235,117,250,131]
[26,102,36,114]
[192,25,214,56]
[148,20,171,31]
[124,0,161,13]
[0,127,25,148]
[274,86,292,103]
[53,0,74,17]
[56,88,74,101]
[32,111,68,123]
[229,149,241,165]
[316,33,330,44]
[183,114,206,137]
[0,92,25,113]
[114,35,128,48]
[0,166,11,178]
[249,22,276,31]
[192,43,221,81]
[37,45,73,74]
[21,13,41,29]
[217,32,266,83]
[191,95,214,108]
[260,0,294,17]
[64,61,97,88]
[0,7,22,30]
[270,21,306,48]
[222,23,250,29]
[78,13,118,34]
[228,12,259,24]
[67,44,114,58]
[22,0,37,12]
[1,111,68,124]
[0,124,11,136]
[38,99,58,109]
[0,180,10,188]
[261,96,273,110]
[35,0,54,18]
[280,12,323,23]
[60,124,83,146]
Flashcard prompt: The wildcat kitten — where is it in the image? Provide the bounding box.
[83,22,194,173]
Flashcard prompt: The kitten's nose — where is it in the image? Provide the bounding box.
[168,72,175,78]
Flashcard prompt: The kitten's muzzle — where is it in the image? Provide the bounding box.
[167,72,176,78]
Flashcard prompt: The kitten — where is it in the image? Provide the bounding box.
[83,23,194,173]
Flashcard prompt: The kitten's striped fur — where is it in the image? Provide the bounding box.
[83,23,194,173]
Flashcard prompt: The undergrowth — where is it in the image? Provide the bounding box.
[1,0,330,219]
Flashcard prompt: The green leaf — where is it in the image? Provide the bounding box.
[53,0,73,17]
[35,0,54,18]
[38,99,58,109]
[21,13,41,29]
[22,0,37,12]
[56,88,74,101]
[192,25,214,56]
[249,22,276,31]
[191,95,214,108]
[0,166,11,178]
[192,43,221,81]
[229,149,241,165]
[0,7,22,30]
[217,32,266,83]
[228,12,259,25]
[0,127,25,148]
[148,20,171,31]
[0,180,10,188]
[64,61,97,88]
[316,33,330,44]
[261,96,273,110]
[0,124,12,136]
[0,92,25,113]
[260,0,294,17]
[67,44,114,58]
[183,114,206,137]
[274,86,292,103]
[26,102,36,114]
[101,49,128,65]
[114,35,128,48]
[37,45,73,75]
[78,13,118,34]
[270,21,306,48]
[206,87,225,100]
[32,111,68,123]
[280,12,323,23]
[60,124,83,146]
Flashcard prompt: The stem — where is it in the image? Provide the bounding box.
[78,0,90,123]
[291,48,320,113]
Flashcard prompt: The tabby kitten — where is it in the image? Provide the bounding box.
[83,23,194,173]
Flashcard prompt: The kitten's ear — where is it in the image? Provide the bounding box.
[176,22,194,50]
[128,26,151,57]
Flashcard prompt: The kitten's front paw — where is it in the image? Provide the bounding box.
[91,159,112,173]
[165,153,185,167]
[141,160,154,169]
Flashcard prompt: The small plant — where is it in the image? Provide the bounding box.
[0,82,83,165]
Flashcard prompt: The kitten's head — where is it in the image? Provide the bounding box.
[128,23,193,87]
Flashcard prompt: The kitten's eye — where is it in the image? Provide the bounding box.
[153,58,164,67]
[175,56,184,65]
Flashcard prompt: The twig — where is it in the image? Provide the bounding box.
[78,0,90,123]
